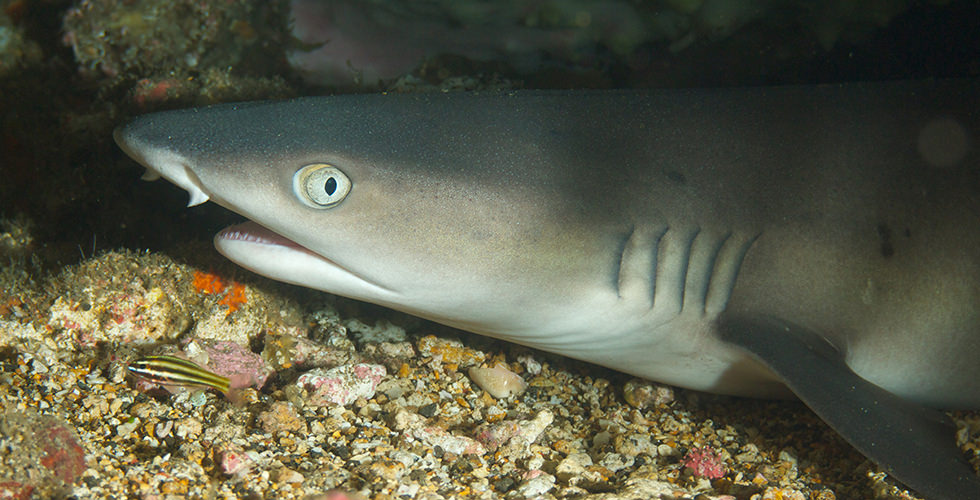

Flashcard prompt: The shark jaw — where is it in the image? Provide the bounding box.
[214,221,398,301]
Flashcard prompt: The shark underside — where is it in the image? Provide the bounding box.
[115,81,980,499]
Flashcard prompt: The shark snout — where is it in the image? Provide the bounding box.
[115,121,211,207]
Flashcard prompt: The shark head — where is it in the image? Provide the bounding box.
[113,95,622,341]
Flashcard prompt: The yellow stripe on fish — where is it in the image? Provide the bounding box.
[127,355,230,395]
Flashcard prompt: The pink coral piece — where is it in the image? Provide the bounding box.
[681,447,726,479]
[204,341,272,390]
[219,448,255,476]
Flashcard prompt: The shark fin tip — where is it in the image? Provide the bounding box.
[141,169,162,181]
[187,191,209,207]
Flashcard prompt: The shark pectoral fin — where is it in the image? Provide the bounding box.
[717,314,980,500]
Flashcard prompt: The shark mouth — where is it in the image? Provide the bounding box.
[216,222,306,251]
[213,221,397,298]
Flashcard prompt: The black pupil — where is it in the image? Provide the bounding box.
[323,177,337,196]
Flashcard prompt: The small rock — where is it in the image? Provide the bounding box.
[305,491,367,500]
[417,335,485,366]
[45,252,188,346]
[217,446,256,476]
[555,452,593,482]
[154,420,173,438]
[0,410,87,498]
[361,341,415,371]
[0,481,34,500]
[417,426,485,456]
[511,410,553,449]
[735,443,761,463]
[274,467,305,484]
[199,340,273,390]
[468,363,527,399]
[474,421,520,451]
[517,470,556,496]
[623,379,674,409]
[762,487,807,500]
[258,401,309,434]
[517,353,542,375]
[345,318,406,343]
[391,409,485,455]
[778,448,798,466]
[475,409,553,453]
[376,377,414,400]
[174,417,203,439]
[614,433,659,457]
[116,418,139,437]
[298,363,387,406]
[598,452,634,472]
[263,332,355,371]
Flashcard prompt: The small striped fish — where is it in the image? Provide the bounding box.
[127,355,231,397]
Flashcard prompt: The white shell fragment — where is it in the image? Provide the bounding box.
[468,363,527,399]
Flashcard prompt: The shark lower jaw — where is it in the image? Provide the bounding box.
[213,221,397,299]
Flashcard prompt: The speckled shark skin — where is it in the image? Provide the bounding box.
[116,81,980,498]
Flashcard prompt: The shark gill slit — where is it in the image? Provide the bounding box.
[648,226,668,307]
[704,231,762,315]
[615,223,669,307]
[618,225,748,315]
[650,225,701,315]
[614,225,637,299]
[677,227,702,313]
[692,231,734,315]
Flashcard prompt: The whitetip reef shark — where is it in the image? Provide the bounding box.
[115,81,980,499]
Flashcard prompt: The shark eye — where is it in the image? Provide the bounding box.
[293,163,351,208]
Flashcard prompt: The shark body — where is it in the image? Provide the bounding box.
[115,81,980,498]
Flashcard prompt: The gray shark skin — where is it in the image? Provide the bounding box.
[115,81,980,499]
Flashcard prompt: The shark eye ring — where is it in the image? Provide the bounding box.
[293,163,351,208]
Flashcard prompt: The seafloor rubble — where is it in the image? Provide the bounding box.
[1,241,977,499]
